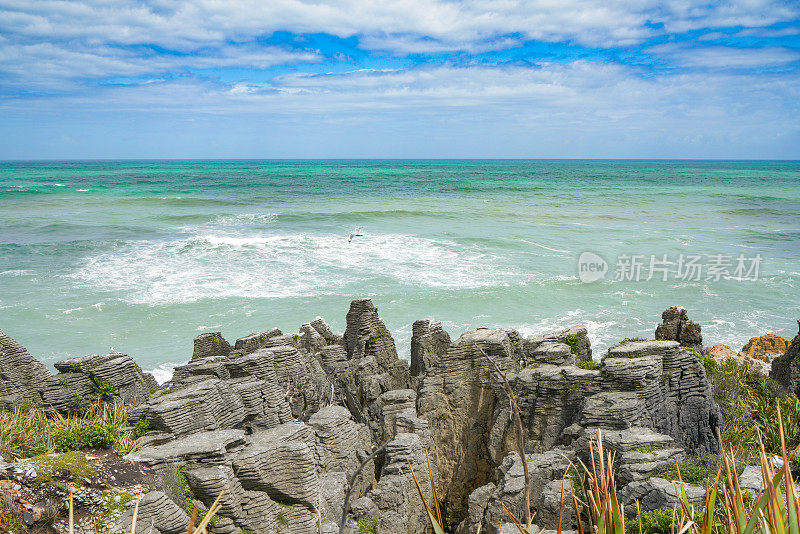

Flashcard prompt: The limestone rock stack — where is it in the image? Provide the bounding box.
[410,319,451,390]
[655,305,703,351]
[0,328,51,410]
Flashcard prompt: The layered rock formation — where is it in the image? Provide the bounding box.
[0,302,727,533]
[655,305,703,351]
[43,352,156,413]
[771,323,800,396]
[0,328,51,410]
[419,328,720,529]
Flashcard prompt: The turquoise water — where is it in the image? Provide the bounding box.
[1,160,798,381]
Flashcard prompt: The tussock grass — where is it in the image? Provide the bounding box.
[0,401,139,459]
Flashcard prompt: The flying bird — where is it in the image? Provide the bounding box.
[348,227,364,243]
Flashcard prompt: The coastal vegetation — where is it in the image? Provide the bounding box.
[0,401,137,458]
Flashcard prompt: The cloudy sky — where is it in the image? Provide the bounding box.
[1,0,799,158]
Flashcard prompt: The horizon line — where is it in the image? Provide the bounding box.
[2,157,800,163]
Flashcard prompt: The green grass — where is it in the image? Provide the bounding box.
[654,456,718,485]
[683,347,701,359]
[356,517,378,534]
[28,450,96,488]
[626,508,672,534]
[621,337,647,343]
[577,360,602,370]
[625,508,689,534]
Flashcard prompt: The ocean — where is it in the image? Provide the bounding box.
[1,160,798,382]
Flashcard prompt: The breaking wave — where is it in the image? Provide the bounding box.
[69,232,522,305]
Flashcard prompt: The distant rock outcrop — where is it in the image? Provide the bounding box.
[655,305,703,351]
[0,328,51,410]
[703,343,771,375]
[740,334,789,362]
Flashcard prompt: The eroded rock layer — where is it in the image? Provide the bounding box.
[0,302,730,533]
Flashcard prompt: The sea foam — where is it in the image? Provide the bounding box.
[69,231,522,305]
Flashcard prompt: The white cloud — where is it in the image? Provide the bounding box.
[648,43,800,68]
[1,59,797,158]
[0,41,319,89]
[0,0,797,93]
[1,0,798,53]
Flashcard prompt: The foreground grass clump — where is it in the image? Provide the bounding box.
[0,401,138,458]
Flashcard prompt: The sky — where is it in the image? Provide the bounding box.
[0,0,799,159]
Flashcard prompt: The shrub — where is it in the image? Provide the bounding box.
[54,423,117,452]
[133,413,151,438]
[91,377,117,400]
[577,360,602,370]
[565,334,581,354]
[704,357,800,457]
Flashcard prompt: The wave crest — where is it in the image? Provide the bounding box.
[69,232,519,304]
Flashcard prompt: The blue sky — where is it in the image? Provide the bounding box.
[0,1,799,158]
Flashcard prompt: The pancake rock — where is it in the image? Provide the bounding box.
[655,305,703,351]
[337,298,410,440]
[43,352,155,413]
[0,301,728,533]
[0,328,51,410]
[410,319,451,391]
[418,328,720,525]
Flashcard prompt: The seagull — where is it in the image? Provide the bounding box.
[109,346,116,352]
[348,227,364,243]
